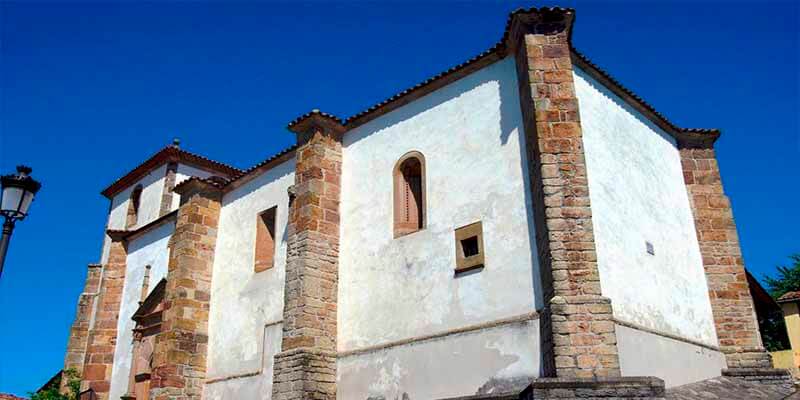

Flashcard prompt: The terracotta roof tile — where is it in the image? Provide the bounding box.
[173,176,229,193]
[342,6,719,145]
[101,145,242,199]
[778,291,800,303]
[168,7,724,191]
[0,394,28,400]
[223,144,298,192]
[288,109,343,129]
[342,43,504,128]
[570,48,720,143]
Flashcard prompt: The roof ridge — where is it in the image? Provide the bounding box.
[101,144,242,198]
[570,47,719,135]
[130,7,722,194]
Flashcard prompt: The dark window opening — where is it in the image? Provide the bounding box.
[126,184,143,229]
[461,236,480,258]
[255,207,277,272]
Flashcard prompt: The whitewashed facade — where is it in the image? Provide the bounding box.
[61,8,765,400]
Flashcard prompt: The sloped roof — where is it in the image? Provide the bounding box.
[133,278,166,321]
[341,6,719,142]
[0,394,27,400]
[102,7,722,195]
[747,269,781,311]
[100,144,242,199]
[778,291,800,303]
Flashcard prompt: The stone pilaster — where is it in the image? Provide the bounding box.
[81,237,127,399]
[679,142,773,370]
[159,161,178,216]
[508,8,620,379]
[149,178,221,400]
[272,111,344,400]
[61,263,102,393]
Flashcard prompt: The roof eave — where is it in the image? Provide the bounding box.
[100,146,242,199]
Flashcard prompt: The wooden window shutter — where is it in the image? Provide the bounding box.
[394,153,425,237]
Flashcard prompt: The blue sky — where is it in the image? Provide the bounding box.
[0,1,797,395]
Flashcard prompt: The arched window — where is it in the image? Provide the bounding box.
[394,152,425,237]
[126,184,143,229]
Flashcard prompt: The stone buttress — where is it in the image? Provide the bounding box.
[271,111,344,400]
[148,178,222,400]
[509,7,664,398]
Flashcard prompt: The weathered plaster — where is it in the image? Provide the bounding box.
[338,320,539,399]
[204,322,283,400]
[616,325,726,388]
[339,57,540,397]
[108,222,173,400]
[574,67,717,346]
[100,163,215,265]
[204,159,294,388]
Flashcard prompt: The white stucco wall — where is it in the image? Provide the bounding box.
[108,222,173,400]
[204,323,283,400]
[204,159,295,397]
[339,320,539,399]
[339,57,541,397]
[172,164,216,210]
[616,325,726,387]
[574,67,717,346]
[100,164,166,264]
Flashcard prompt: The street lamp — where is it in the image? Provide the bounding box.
[0,165,42,279]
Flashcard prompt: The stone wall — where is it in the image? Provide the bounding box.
[679,145,772,369]
[520,377,665,399]
[272,112,343,400]
[509,8,620,379]
[149,179,221,400]
[61,264,102,393]
[81,239,127,399]
[159,162,178,217]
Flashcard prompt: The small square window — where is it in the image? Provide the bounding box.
[454,221,484,273]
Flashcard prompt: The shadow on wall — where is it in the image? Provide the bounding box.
[496,57,544,318]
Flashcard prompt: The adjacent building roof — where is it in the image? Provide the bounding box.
[0,394,27,400]
[747,269,781,312]
[100,144,242,199]
[778,291,800,303]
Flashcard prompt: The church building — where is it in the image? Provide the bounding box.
[59,6,792,400]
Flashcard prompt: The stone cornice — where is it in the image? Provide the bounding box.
[287,109,346,145]
[106,210,178,243]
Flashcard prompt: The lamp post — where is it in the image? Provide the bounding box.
[0,165,42,279]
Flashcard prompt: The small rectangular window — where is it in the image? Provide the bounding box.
[255,207,277,272]
[454,221,484,273]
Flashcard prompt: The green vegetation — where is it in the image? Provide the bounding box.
[29,369,80,400]
[762,254,800,351]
